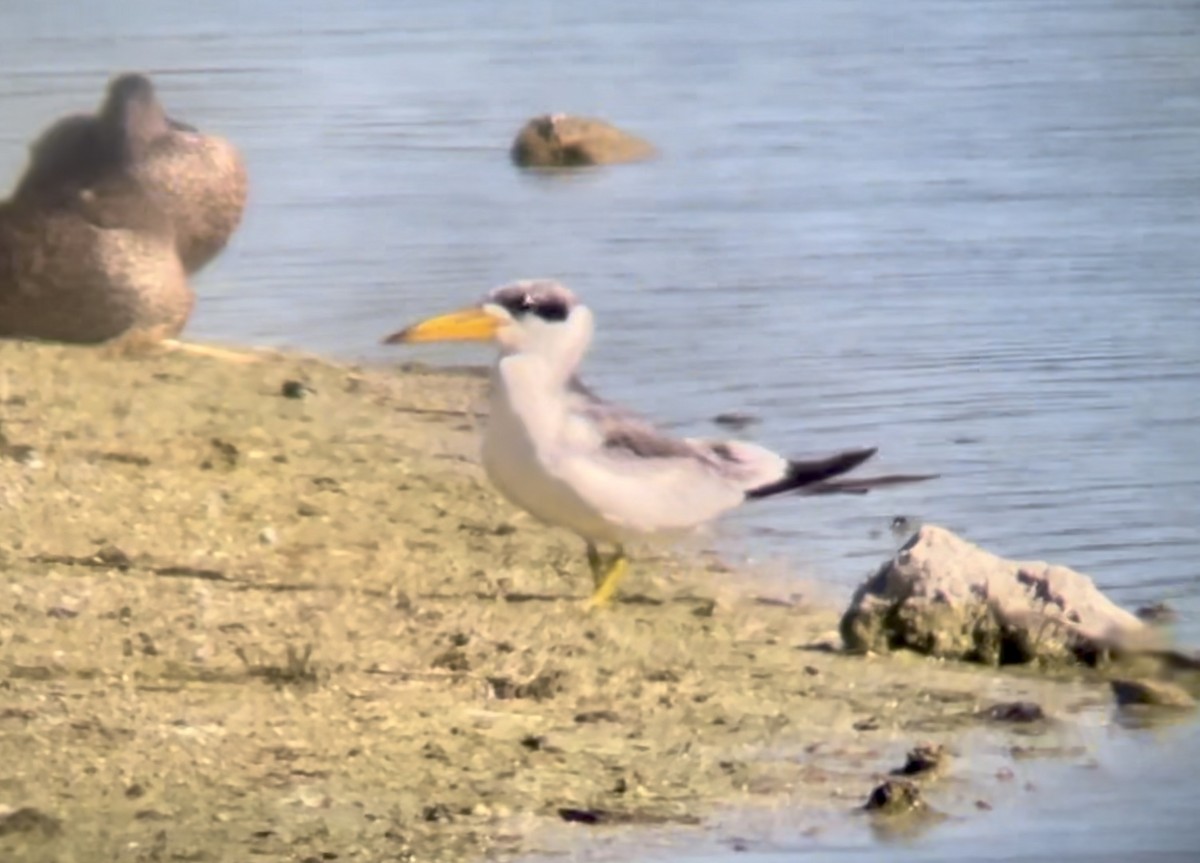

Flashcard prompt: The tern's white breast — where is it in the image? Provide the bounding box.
[481,362,622,543]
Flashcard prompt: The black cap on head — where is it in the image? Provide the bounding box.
[486,279,577,323]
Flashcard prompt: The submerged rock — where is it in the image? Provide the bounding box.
[1135,602,1178,625]
[840,525,1143,667]
[1110,679,1196,710]
[510,114,655,168]
[712,411,760,431]
[981,701,1047,724]
[0,805,62,838]
[863,779,924,815]
[891,743,950,779]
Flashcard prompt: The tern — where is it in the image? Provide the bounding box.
[385,280,935,607]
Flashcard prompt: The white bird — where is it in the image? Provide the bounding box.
[384,280,935,607]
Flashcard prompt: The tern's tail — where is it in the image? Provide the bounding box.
[798,473,940,496]
[745,447,876,499]
[745,446,937,500]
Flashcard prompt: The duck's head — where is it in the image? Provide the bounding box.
[13,73,181,202]
[99,73,171,158]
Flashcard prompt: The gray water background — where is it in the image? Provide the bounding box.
[2,1,1198,859]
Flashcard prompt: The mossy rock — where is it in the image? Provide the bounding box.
[510,114,655,168]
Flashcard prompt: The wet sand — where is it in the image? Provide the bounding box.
[0,342,1119,862]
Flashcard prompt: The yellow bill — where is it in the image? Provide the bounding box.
[382,307,501,344]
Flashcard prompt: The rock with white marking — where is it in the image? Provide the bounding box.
[840,525,1144,667]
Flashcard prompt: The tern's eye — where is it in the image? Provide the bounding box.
[531,300,568,322]
[492,286,571,322]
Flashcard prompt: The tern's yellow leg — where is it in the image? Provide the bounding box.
[586,543,601,586]
[587,545,629,608]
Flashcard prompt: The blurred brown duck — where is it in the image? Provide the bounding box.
[0,75,191,346]
[13,71,248,274]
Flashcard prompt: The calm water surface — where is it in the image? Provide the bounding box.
[2,1,1198,859]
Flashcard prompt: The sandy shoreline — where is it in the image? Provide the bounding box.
[0,342,1122,862]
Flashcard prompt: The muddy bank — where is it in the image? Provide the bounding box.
[0,342,1126,862]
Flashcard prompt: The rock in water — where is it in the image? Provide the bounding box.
[510,114,655,168]
[864,779,924,814]
[1110,679,1196,710]
[840,525,1143,667]
[890,743,950,779]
